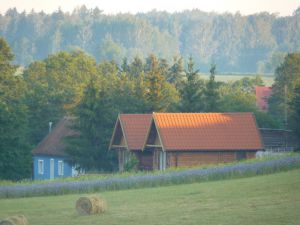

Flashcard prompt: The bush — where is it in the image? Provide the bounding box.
[124,153,139,172]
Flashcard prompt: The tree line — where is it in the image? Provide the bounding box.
[1,6,300,72]
[0,37,299,180]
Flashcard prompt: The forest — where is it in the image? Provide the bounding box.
[1,5,300,180]
[1,6,300,72]
[1,34,300,180]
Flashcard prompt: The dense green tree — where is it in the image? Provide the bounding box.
[0,38,31,180]
[290,85,300,139]
[65,81,118,171]
[179,57,205,112]
[269,53,300,127]
[167,56,185,87]
[97,34,125,63]
[219,83,256,112]
[205,63,220,112]
[133,72,149,111]
[218,82,279,128]
[24,50,98,144]
[158,58,169,77]
[128,56,144,77]
[121,57,129,73]
[144,55,179,112]
[232,75,264,93]
[265,52,286,73]
[1,9,300,72]
[111,72,147,113]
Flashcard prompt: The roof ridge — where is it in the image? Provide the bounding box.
[152,112,253,114]
[120,113,152,115]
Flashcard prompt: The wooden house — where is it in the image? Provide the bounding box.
[32,117,80,180]
[255,86,272,112]
[109,113,264,171]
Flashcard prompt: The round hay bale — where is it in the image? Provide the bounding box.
[0,215,28,225]
[76,196,106,215]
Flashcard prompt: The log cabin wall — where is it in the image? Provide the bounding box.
[167,151,257,168]
[246,152,256,159]
[134,151,154,170]
[129,150,257,171]
[259,128,299,151]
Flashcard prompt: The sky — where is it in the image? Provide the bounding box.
[0,0,299,16]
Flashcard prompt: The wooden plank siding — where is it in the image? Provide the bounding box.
[134,151,154,170]
[246,152,256,159]
[167,151,256,168]
[132,150,257,171]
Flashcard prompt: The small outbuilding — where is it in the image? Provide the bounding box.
[109,112,264,171]
[32,117,80,180]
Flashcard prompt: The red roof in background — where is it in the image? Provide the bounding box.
[256,86,272,111]
[32,117,76,156]
[119,114,152,150]
[153,113,263,151]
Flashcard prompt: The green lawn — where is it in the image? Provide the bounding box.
[1,169,300,225]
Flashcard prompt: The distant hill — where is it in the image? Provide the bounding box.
[1,6,300,73]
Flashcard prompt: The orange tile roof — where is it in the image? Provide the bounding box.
[256,86,272,111]
[119,114,152,150]
[153,113,263,151]
[32,117,76,156]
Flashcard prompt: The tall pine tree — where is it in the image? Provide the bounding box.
[145,55,167,111]
[167,56,185,88]
[205,63,220,112]
[65,81,118,171]
[179,56,205,112]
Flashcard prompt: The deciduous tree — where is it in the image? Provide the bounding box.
[0,38,31,180]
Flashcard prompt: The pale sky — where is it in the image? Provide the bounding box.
[0,0,299,16]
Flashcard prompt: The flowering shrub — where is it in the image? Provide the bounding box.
[1,156,300,198]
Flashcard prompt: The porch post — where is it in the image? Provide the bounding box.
[118,149,125,172]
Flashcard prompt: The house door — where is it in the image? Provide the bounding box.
[50,159,54,179]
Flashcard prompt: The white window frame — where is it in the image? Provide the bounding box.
[38,160,44,175]
[58,160,64,176]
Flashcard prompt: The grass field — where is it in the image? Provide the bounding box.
[201,74,274,86]
[0,169,299,225]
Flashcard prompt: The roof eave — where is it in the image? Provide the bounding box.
[118,114,130,151]
[108,113,121,151]
[152,112,166,151]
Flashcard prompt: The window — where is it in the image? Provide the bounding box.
[58,160,64,176]
[38,160,44,175]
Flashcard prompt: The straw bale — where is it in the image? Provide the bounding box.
[0,215,28,225]
[76,196,106,215]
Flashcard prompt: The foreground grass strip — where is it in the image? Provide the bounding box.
[1,169,300,225]
[1,156,300,198]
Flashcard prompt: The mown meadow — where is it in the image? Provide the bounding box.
[0,168,300,225]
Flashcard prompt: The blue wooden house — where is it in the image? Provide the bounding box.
[32,117,80,180]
